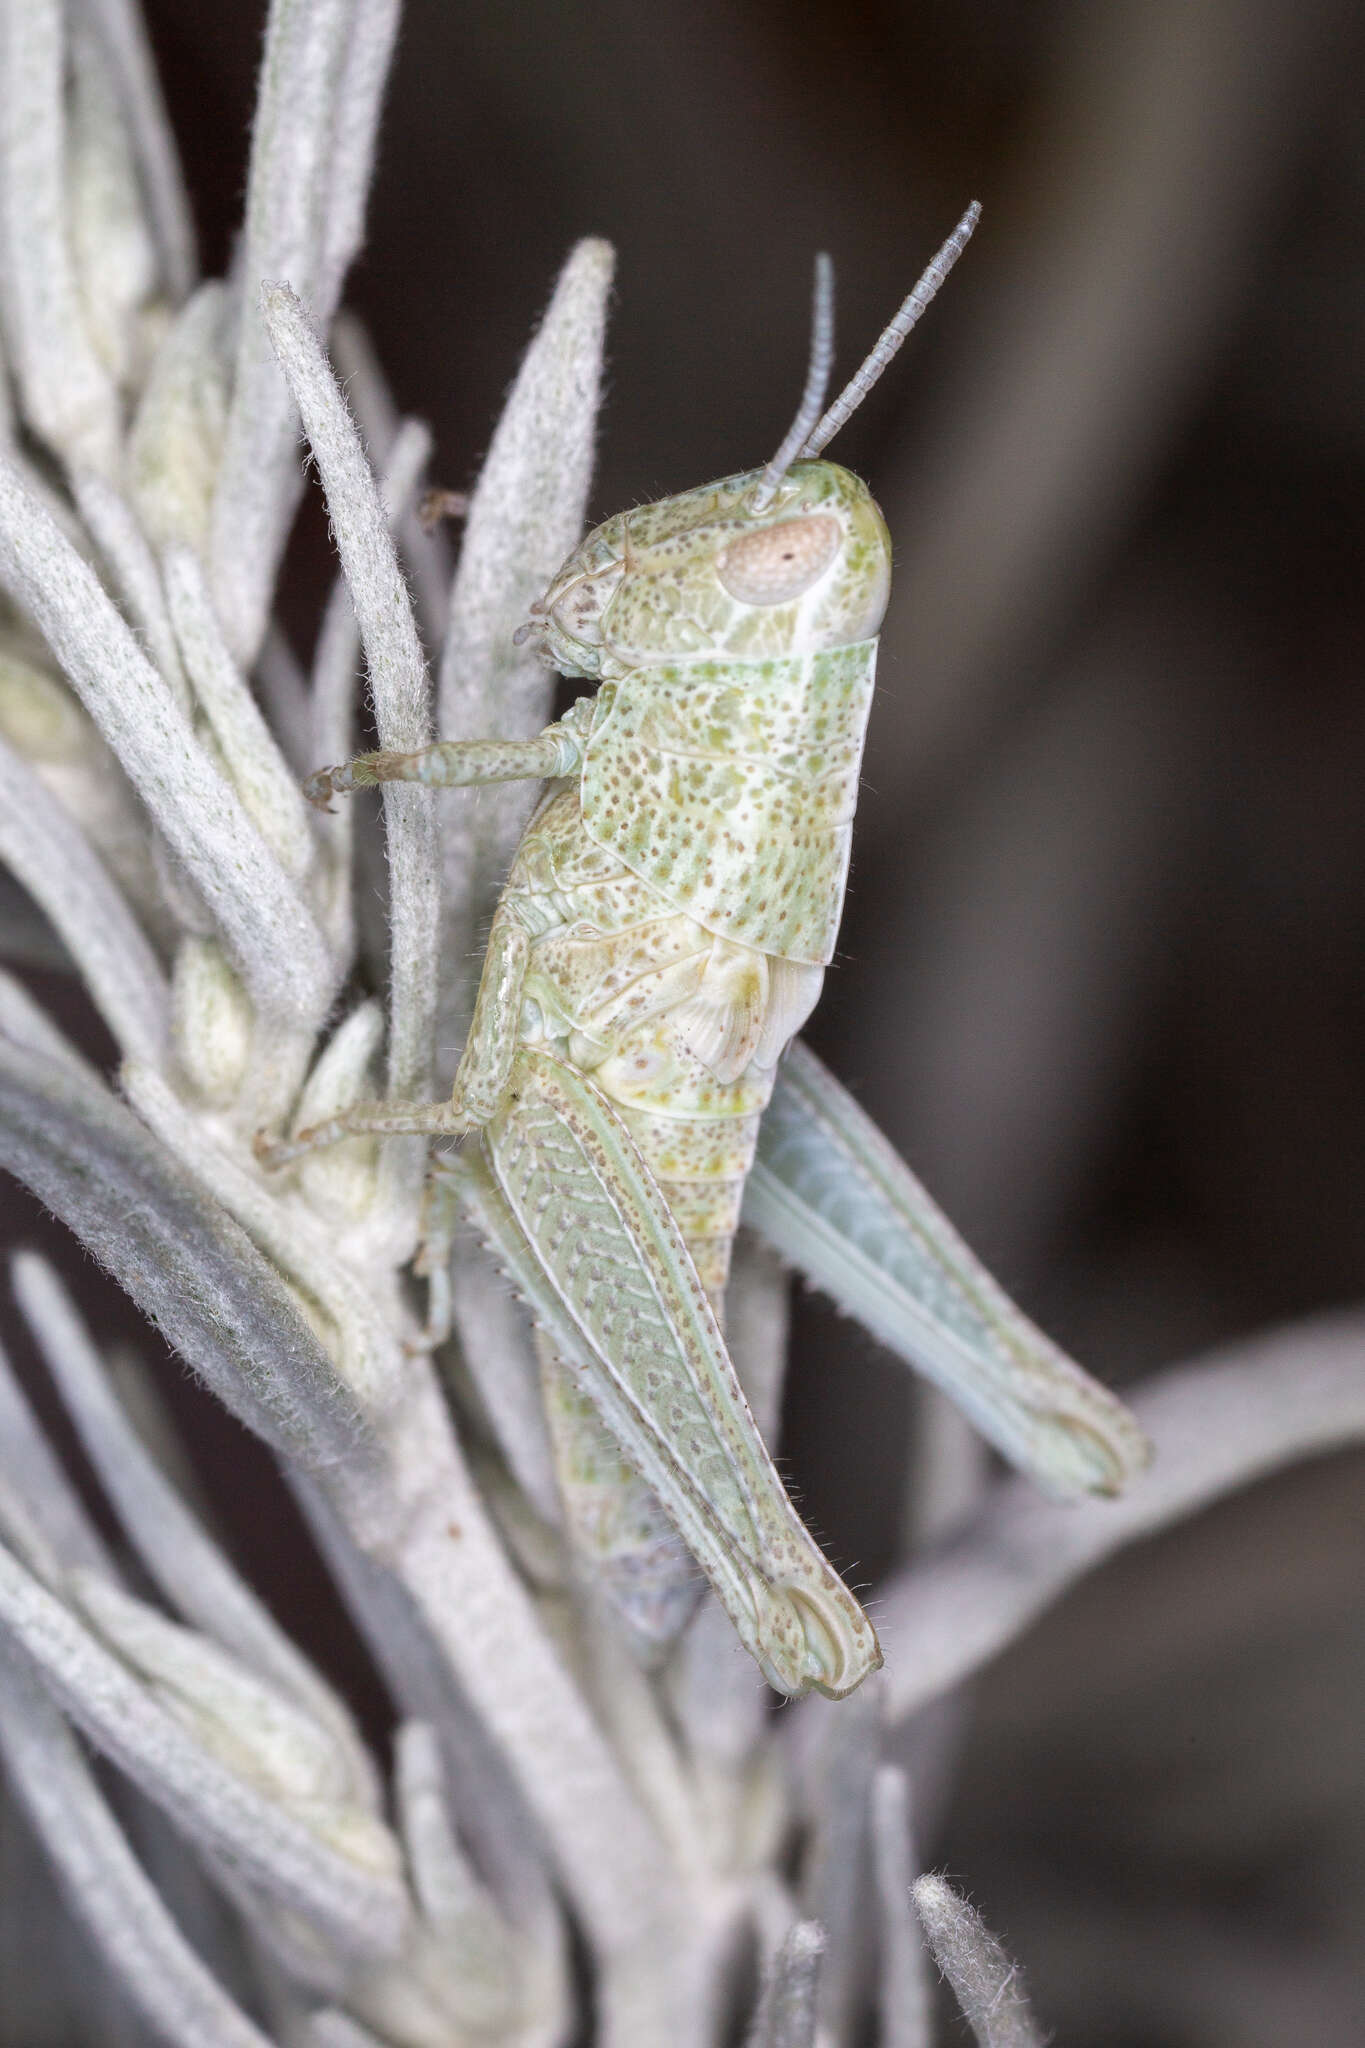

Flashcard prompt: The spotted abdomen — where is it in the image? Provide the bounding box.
[507,784,824,1302]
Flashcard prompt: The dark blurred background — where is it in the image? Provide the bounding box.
[3,2,1364,2040]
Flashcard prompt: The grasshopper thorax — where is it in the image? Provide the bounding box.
[526,459,891,680]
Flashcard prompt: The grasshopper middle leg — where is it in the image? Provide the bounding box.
[255,907,531,1169]
[257,723,567,1170]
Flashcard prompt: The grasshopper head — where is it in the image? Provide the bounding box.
[520,213,984,686]
[524,460,891,679]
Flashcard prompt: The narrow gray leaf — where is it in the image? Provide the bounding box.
[872,1768,933,2048]
[0,0,120,474]
[883,1313,1365,1724]
[0,1543,409,1959]
[747,1920,825,2048]
[209,0,349,643]
[0,732,169,1064]
[800,1680,882,2044]
[313,0,400,318]
[0,1645,273,2048]
[76,0,198,300]
[0,458,334,1030]
[13,1251,374,1785]
[435,238,613,1071]
[0,1033,363,1469]
[912,1875,1044,2048]
[0,1328,113,1579]
[262,283,437,1124]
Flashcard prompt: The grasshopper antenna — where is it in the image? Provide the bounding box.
[748,251,835,511]
[799,200,981,459]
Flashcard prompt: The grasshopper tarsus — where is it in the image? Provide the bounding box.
[302,766,341,811]
[418,485,470,532]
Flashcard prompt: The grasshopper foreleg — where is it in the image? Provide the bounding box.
[302,721,583,810]
[256,909,530,1173]
[253,1095,476,1169]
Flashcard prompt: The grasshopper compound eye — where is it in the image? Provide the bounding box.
[716,513,841,606]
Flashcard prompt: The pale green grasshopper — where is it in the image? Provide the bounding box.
[261,205,1148,1701]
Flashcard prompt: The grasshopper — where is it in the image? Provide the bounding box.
[261,205,1148,1701]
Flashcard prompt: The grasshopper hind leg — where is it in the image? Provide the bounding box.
[762,1582,868,1701]
[538,1187,742,1663]
[536,1335,704,1662]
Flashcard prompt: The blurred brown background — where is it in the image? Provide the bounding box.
[3,1,1364,2039]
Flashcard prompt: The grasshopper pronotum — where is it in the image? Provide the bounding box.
[261,205,1148,1700]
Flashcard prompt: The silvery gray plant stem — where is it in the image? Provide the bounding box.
[0,4,1361,2045]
